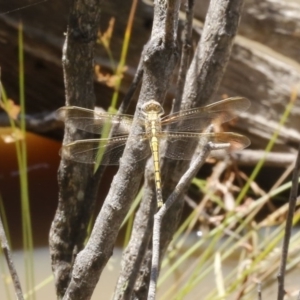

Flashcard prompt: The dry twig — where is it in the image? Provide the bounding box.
[0,215,24,300]
[148,142,229,299]
[277,143,300,300]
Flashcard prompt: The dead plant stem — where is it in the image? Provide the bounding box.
[277,142,300,300]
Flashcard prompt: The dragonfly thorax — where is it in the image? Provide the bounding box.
[141,100,164,117]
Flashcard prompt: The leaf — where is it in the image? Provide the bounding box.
[0,98,21,120]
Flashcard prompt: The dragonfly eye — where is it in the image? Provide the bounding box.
[141,100,164,115]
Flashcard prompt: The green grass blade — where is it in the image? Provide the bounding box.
[18,22,35,300]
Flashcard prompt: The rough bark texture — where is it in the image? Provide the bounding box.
[62,1,179,299]
[112,163,156,299]
[115,1,246,298]
[157,0,246,293]
[48,0,103,298]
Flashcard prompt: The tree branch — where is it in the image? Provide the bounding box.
[118,54,144,114]
[277,142,300,300]
[132,0,245,296]
[63,0,180,298]
[148,142,228,299]
[112,178,156,299]
[173,0,195,113]
[0,111,62,134]
[0,215,24,300]
[49,0,103,298]
[182,0,244,108]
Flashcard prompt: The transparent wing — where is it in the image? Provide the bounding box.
[160,132,250,160]
[161,97,250,132]
[60,136,151,165]
[57,106,137,136]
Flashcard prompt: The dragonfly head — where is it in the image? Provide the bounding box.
[141,100,164,116]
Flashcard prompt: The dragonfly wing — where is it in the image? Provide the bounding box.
[161,132,250,160]
[57,106,136,136]
[161,97,250,132]
[60,136,151,165]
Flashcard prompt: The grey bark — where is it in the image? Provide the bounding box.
[49,0,103,298]
[114,1,245,299]
[63,0,179,299]
[148,142,225,299]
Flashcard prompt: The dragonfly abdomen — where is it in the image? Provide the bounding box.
[149,135,163,207]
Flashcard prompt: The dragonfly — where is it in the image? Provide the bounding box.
[57,97,250,207]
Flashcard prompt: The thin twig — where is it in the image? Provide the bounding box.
[148,142,228,300]
[277,142,300,300]
[173,0,195,113]
[0,111,62,133]
[1,59,24,300]
[118,54,144,114]
[179,159,229,247]
[257,282,262,300]
[163,0,181,45]
[0,215,24,300]
[231,150,296,167]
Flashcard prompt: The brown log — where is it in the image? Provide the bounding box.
[194,0,300,63]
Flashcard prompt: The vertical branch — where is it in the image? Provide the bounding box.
[112,180,156,300]
[164,0,180,44]
[49,0,102,298]
[132,0,245,296]
[141,0,180,103]
[63,0,180,299]
[173,0,195,113]
[148,143,223,300]
[0,215,24,300]
[122,1,245,297]
[182,0,244,108]
[160,0,245,255]
[111,0,182,298]
[257,282,262,300]
[277,143,300,300]
[118,55,144,114]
